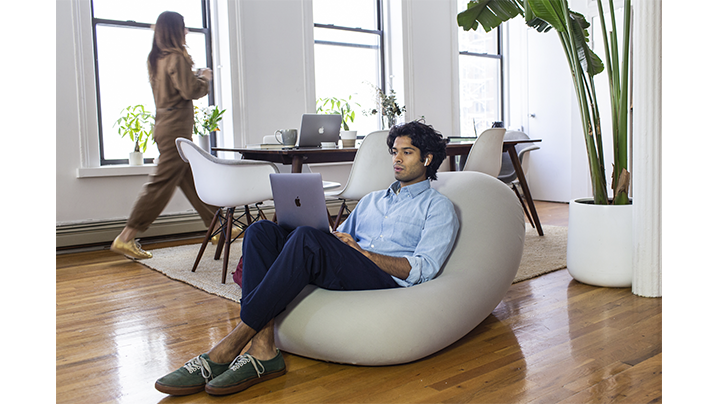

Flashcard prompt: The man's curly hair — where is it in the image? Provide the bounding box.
[386,120,447,181]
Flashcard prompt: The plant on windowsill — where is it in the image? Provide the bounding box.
[363,84,405,130]
[114,104,155,165]
[458,0,633,287]
[316,96,360,147]
[194,105,226,152]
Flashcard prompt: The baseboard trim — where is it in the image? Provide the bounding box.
[56,199,357,249]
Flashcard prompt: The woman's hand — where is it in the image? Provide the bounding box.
[198,68,213,80]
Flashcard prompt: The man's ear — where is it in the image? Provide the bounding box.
[424,154,433,166]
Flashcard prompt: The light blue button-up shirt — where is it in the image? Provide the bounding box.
[337,179,459,287]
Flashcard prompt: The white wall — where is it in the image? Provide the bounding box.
[56,0,594,233]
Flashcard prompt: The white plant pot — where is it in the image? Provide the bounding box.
[195,135,211,153]
[566,198,633,287]
[128,151,144,166]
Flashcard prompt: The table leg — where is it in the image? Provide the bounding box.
[291,156,303,173]
[507,146,544,236]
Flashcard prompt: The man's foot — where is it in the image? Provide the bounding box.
[155,354,230,396]
[205,349,286,396]
[110,236,152,259]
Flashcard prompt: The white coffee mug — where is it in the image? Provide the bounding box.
[274,129,297,146]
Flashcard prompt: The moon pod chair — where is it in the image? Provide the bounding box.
[274,171,525,365]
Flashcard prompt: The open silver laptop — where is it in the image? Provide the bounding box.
[270,173,331,233]
[297,114,342,147]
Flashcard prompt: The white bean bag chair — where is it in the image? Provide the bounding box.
[274,171,525,365]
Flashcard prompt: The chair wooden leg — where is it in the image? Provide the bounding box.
[221,207,235,284]
[512,183,534,228]
[214,208,230,260]
[332,200,348,231]
[193,208,221,272]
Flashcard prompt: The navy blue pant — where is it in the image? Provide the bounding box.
[240,220,399,331]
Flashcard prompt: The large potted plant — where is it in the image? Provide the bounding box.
[459,0,633,287]
[194,105,226,152]
[114,104,155,165]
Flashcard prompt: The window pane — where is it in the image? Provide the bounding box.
[457,0,498,54]
[314,37,380,136]
[96,25,208,161]
[93,0,205,28]
[458,56,501,137]
[313,0,378,30]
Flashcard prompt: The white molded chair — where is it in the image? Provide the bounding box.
[274,171,525,365]
[325,130,396,230]
[498,130,540,227]
[462,128,506,176]
[176,138,279,283]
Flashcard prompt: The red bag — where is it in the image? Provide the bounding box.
[232,256,243,287]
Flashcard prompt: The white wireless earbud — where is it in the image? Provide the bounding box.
[424,158,430,166]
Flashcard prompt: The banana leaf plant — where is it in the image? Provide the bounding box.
[458,0,631,205]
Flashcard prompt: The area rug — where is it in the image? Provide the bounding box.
[139,225,567,303]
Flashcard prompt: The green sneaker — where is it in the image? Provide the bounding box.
[155,353,230,396]
[205,349,286,396]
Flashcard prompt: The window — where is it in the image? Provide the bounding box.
[91,0,212,165]
[457,0,503,137]
[312,0,385,135]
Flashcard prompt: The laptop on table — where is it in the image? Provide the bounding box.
[297,114,342,148]
[270,173,331,233]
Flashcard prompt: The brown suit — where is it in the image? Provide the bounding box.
[127,52,219,232]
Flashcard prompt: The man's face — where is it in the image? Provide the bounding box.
[391,135,430,187]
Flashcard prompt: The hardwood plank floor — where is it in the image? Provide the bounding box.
[56,202,662,403]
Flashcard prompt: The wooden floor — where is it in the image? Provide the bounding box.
[56,202,662,403]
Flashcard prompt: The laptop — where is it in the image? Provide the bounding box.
[270,173,331,233]
[297,114,342,147]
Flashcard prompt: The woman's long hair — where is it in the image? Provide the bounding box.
[147,11,193,81]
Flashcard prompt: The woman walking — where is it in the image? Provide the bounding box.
[111,11,218,259]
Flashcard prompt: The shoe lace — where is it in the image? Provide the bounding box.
[183,355,214,382]
[229,354,265,377]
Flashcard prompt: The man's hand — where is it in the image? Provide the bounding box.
[333,231,411,280]
[333,231,364,254]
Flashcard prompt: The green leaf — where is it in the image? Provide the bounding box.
[568,11,604,76]
[527,0,565,32]
[458,0,524,33]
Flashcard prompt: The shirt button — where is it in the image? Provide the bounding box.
[371,245,375,248]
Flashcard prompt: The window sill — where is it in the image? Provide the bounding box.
[77,164,157,178]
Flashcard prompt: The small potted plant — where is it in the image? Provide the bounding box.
[363,84,405,130]
[316,96,360,146]
[194,105,226,152]
[114,104,155,165]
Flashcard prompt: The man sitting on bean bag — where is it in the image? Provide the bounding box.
[155,120,459,397]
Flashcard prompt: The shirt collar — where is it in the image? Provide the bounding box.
[387,179,431,198]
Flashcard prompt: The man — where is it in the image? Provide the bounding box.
[155,120,459,396]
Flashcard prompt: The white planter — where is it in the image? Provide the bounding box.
[566,198,633,287]
[196,135,211,153]
[128,151,144,166]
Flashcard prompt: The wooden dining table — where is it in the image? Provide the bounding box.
[214,138,543,235]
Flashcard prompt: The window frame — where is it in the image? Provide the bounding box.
[90,0,214,165]
[312,0,387,132]
[457,23,505,135]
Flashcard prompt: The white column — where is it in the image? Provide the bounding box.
[631,0,662,297]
